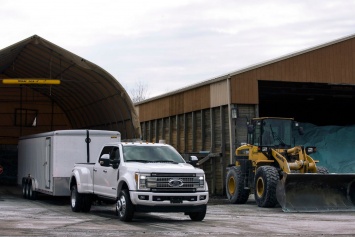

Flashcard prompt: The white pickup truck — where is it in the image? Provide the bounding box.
[69,141,209,222]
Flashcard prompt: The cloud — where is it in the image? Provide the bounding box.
[1,0,355,98]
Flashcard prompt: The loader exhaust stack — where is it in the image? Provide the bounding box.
[276,173,355,212]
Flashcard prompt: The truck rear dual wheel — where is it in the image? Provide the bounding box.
[254,166,279,208]
[71,185,83,212]
[81,195,92,212]
[70,185,92,212]
[116,189,134,222]
[226,166,250,204]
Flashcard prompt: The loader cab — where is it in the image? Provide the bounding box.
[247,117,299,149]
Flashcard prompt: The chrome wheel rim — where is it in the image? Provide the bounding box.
[118,195,126,217]
[71,191,76,207]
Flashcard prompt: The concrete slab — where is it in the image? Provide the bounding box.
[1,185,355,236]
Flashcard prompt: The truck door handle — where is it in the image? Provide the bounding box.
[93,168,97,172]
[103,170,107,173]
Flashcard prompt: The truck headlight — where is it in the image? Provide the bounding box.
[135,173,155,191]
[196,174,206,191]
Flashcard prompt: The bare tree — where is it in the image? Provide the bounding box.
[129,81,150,103]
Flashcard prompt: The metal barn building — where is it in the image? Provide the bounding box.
[135,34,355,195]
[0,35,140,184]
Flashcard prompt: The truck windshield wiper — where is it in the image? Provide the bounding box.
[149,160,179,164]
[125,159,179,164]
[125,159,149,163]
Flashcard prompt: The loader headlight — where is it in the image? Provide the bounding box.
[261,147,268,152]
[306,146,317,154]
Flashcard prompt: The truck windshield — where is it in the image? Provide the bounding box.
[122,145,186,163]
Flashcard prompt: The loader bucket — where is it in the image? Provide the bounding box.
[276,173,355,212]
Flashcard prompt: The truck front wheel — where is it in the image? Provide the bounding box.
[116,189,134,222]
[70,185,83,212]
[188,205,207,221]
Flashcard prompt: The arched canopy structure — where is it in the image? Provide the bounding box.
[0,35,140,144]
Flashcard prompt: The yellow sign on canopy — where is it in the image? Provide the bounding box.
[2,79,61,85]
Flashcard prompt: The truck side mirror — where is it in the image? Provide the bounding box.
[99,154,110,166]
[188,156,199,167]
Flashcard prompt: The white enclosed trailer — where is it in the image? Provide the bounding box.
[18,129,120,199]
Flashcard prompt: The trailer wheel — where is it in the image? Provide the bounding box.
[28,181,37,200]
[22,179,27,198]
[116,189,134,222]
[226,166,250,204]
[25,181,32,199]
[188,205,207,221]
[317,166,329,174]
[70,185,83,212]
[254,166,279,208]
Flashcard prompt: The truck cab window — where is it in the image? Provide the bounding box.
[110,147,120,161]
[100,146,114,158]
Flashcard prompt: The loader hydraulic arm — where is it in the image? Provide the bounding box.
[271,146,317,173]
[287,146,317,173]
[270,149,291,173]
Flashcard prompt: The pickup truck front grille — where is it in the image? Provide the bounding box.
[151,188,196,193]
[146,173,202,192]
[156,177,195,187]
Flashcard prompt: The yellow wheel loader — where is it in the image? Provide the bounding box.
[226,117,355,212]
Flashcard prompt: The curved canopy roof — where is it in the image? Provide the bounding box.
[0,35,140,142]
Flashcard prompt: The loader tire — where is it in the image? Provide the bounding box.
[316,166,329,174]
[226,166,250,204]
[254,166,279,208]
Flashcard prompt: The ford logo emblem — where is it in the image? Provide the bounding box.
[168,178,184,187]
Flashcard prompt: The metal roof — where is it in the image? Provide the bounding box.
[0,35,140,139]
[137,33,355,105]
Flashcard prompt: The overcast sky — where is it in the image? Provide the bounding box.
[1,0,355,98]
